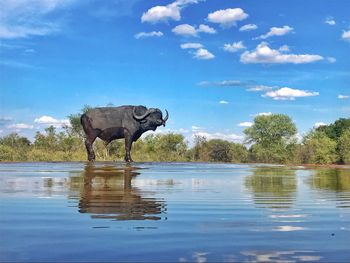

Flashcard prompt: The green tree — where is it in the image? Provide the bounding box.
[0,133,31,161]
[303,130,338,164]
[230,143,249,163]
[34,126,58,150]
[315,118,350,164]
[0,133,31,148]
[206,139,233,162]
[338,128,350,164]
[155,133,188,162]
[316,118,350,141]
[0,145,16,161]
[244,114,297,163]
[191,136,208,161]
[65,105,92,138]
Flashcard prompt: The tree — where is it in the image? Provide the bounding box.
[0,133,31,148]
[338,128,350,164]
[0,133,31,161]
[303,130,337,164]
[155,133,188,161]
[65,105,92,138]
[244,114,297,163]
[191,136,209,161]
[207,139,233,162]
[34,126,58,150]
[230,143,249,163]
[188,137,248,163]
[316,118,350,141]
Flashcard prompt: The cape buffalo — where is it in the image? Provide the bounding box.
[80,105,168,162]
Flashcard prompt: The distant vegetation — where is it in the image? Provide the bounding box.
[0,108,349,165]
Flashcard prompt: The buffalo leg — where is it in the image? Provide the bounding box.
[124,134,133,162]
[85,135,97,162]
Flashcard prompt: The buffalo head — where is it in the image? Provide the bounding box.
[133,107,169,130]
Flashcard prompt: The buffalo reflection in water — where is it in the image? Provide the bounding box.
[69,164,166,221]
[245,167,297,209]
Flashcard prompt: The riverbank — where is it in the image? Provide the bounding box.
[1,160,350,170]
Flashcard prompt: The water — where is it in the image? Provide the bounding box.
[0,162,349,262]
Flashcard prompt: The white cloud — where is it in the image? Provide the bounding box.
[198,80,243,87]
[0,117,12,126]
[246,85,274,92]
[255,112,272,116]
[219,100,229,104]
[338,94,349,99]
[327,57,336,63]
[180,42,203,49]
[141,5,180,24]
[279,45,290,52]
[0,0,75,39]
[141,0,202,24]
[24,48,36,54]
[34,115,70,127]
[193,48,214,60]
[256,25,293,39]
[207,8,248,28]
[314,122,327,128]
[197,24,216,34]
[240,42,324,64]
[149,127,190,136]
[295,133,303,143]
[7,123,34,129]
[238,122,252,127]
[180,43,214,60]
[134,31,163,39]
[263,87,319,100]
[325,18,336,25]
[193,131,244,143]
[223,41,246,53]
[239,24,257,31]
[0,25,57,39]
[342,30,350,42]
[172,24,197,36]
[178,128,190,133]
[172,24,216,37]
[191,125,203,132]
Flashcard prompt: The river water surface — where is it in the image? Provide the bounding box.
[0,162,349,262]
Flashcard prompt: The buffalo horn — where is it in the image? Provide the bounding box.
[133,107,156,120]
[162,109,169,123]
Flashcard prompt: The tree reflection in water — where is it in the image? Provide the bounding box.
[307,169,350,192]
[245,167,297,209]
[307,168,350,208]
[68,164,166,221]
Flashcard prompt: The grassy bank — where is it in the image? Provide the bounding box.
[1,114,349,165]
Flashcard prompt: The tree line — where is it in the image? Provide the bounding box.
[0,109,349,164]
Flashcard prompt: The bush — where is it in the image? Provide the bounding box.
[0,145,17,161]
[207,139,233,162]
[302,130,338,164]
[338,128,350,164]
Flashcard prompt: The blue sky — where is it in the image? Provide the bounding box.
[0,0,349,143]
